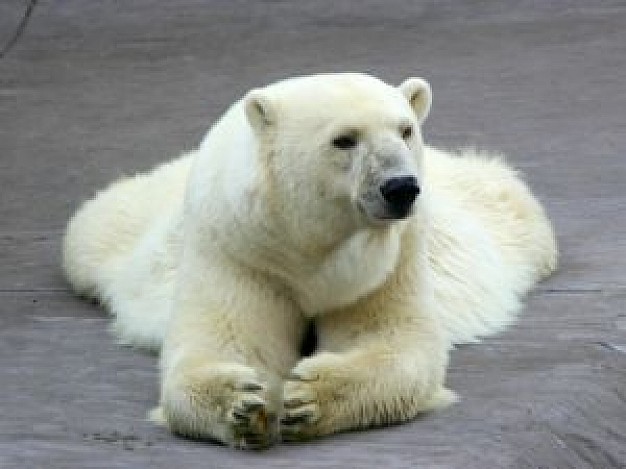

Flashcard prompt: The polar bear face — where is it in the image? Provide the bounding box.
[244,73,432,249]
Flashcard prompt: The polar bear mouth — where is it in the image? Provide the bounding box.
[357,199,415,225]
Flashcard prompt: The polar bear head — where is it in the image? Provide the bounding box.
[243,73,431,248]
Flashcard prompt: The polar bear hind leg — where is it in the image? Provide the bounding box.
[63,155,193,348]
[423,146,557,344]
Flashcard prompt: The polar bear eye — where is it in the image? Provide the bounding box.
[332,134,358,150]
[401,125,413,140]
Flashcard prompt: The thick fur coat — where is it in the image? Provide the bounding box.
[63,73,557,448]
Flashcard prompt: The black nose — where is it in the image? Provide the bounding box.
[380,176,420,218]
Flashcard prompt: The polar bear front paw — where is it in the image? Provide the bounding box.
[281,374,323,441]
[163,363,278,449]
[226,381,277,449]
[280,354,344,441]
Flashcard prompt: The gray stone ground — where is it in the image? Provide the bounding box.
[1,1,625,467]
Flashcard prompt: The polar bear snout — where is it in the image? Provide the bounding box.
[380,176,420,219]
[358,173,420,223]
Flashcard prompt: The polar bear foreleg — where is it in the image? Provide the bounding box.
[158,255,303,449]
[281,295,455,440]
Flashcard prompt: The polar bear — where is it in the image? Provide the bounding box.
[63,73,557,449]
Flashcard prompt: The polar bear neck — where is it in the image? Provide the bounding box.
[190,180,408,315]
[215,216,407,316]
[289,225,405,315]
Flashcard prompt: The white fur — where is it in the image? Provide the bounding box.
[63,73,557,448]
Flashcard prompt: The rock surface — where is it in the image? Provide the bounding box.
[1,1,624,467]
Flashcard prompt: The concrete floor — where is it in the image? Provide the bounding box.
[1,1,625,467]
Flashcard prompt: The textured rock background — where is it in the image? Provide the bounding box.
[1,1,624,467]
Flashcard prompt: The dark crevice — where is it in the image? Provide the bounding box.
[0,0,39,59]
[299,319,317,358]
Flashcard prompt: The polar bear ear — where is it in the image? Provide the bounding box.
[399,78,432,123]
[244,89,276,131]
